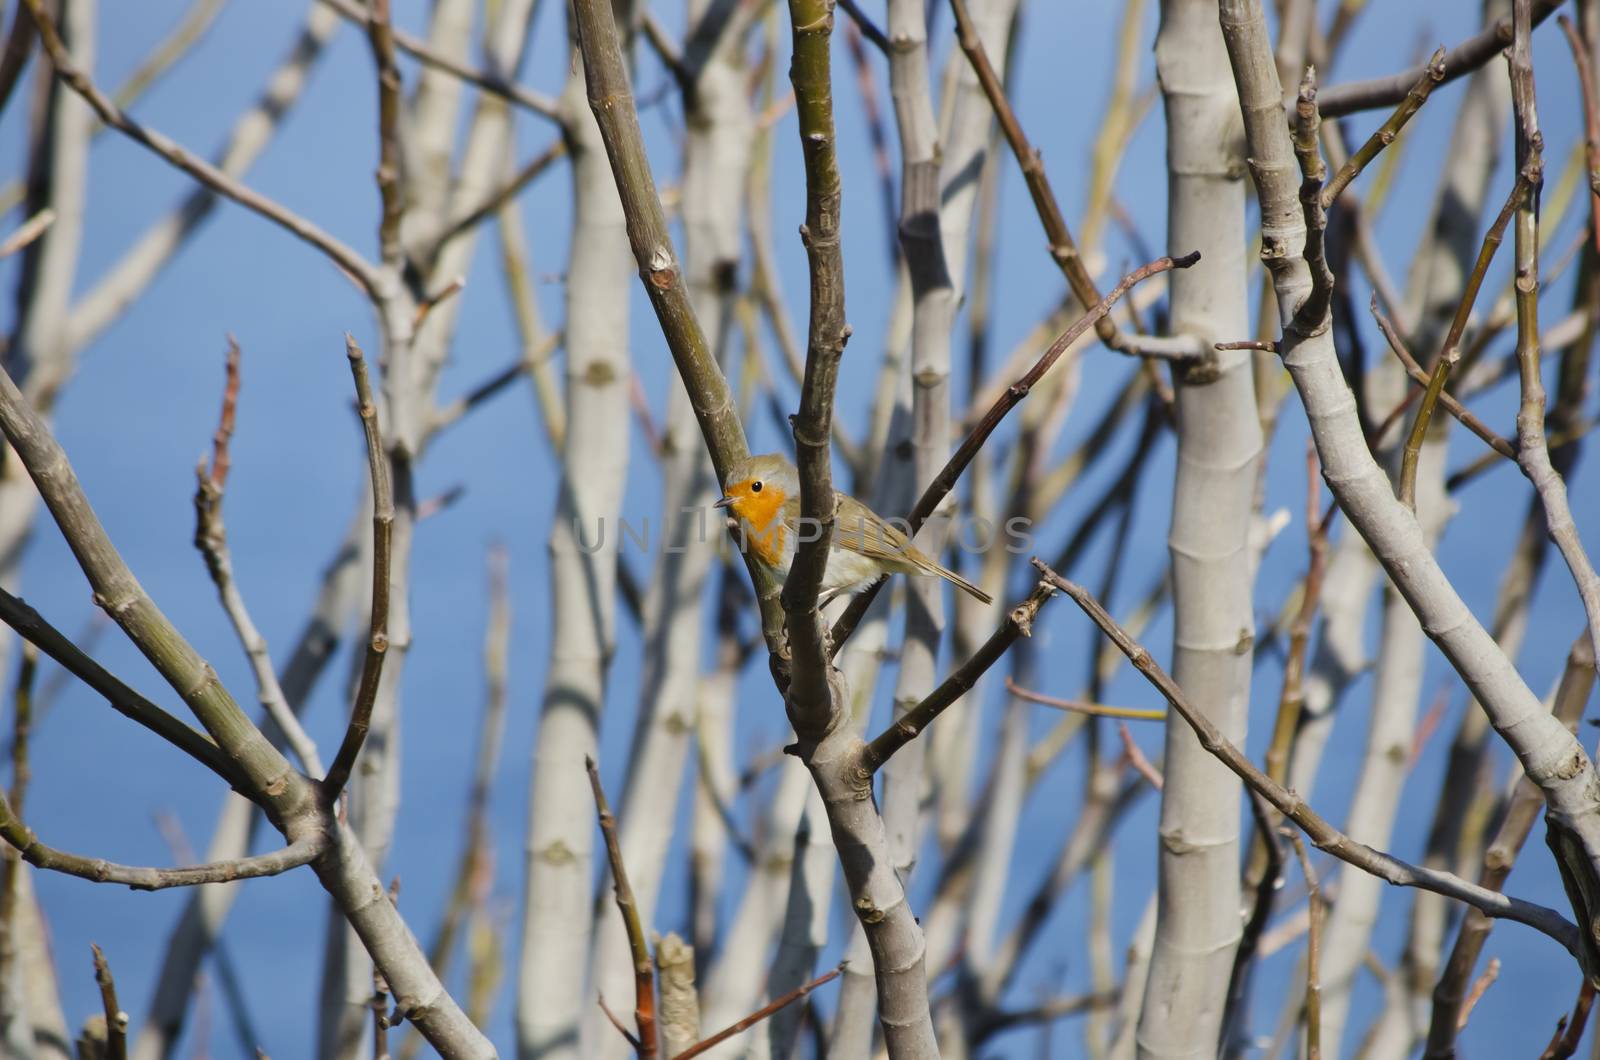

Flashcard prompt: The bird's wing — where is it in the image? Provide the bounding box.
[830,495,916,567]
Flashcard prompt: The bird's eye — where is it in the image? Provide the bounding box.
[751,481,763,493]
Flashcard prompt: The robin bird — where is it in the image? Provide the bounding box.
[714,453,993,607]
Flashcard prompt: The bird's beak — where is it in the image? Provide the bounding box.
[713,495,733,510]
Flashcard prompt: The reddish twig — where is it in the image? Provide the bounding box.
[668,967,841,1060]
[1559,15,1600,253]
[1118,723,1163,791]
[588,756,657,1058]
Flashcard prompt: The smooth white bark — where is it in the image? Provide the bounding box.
[1138,2,1260,1054]
[516,34,634,1060]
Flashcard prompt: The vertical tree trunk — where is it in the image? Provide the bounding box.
[516,10,635,1057]
[1138,1,1261,1055]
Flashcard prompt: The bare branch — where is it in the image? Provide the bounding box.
[1315,0,1563,117]
[193,339,324,776]
[1037,559,1583,955]
[20,0,380,296]
[319,0,561,120]
[91,945,128,1060]
[322,336,394,799]
[587,757,657,1059]
[1507,0,1600,671]
[0,589,237,784]
[669,967,841,1060]
[0,822,320,892]
[0,208,55,259]
[1320,47,1444,206]
[363,0,406,268]
[862,581,1056,773]
[836,0,888,55]
[1004,677,1165,721]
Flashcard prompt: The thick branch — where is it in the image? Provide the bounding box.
[781,0,848,727]
[0,589,238,785]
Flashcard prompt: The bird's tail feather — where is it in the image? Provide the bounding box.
[931,562,993,605]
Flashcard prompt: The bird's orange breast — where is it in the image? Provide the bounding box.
[729,488,788,568]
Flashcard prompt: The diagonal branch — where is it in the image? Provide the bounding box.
[567,0,785,653]
[1037,559,1583,956]
[320,0,562,121]
[1315,0,1564,117]
[20,0,380,296]
[862,581,1055,773]
[0,589,238,785]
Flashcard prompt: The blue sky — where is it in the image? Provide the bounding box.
[2,0,1598,1055]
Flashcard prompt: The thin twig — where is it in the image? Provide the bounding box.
[1455,957,1499,1030]
[426,138,567,256]
[947,0,1123,350]
[836,0,888,55]
[1369,297,1518,460]
[1282,830,1323,1059]
[1541,981,1596,1059]
[1398,346,1457,511]
[668,967,841,1060]
[322,337,394,799]
[0,207,54,258]
[639,12,687,87]
[862,582,1056,773]
[597,995,642,1050]
[0,817,320,891]
[1320,47,1444,206]
[587,756,657,1059]
[363,0,404,268]
[193,338,324,775]
[91,945,128,1060]
[1558,15,1600,252]
[1118,723,1163,790]
[1005,677,1165,721]
[1509,0,1600,671]
[318,0,561,120]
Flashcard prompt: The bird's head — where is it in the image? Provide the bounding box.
[714,453,797,529]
